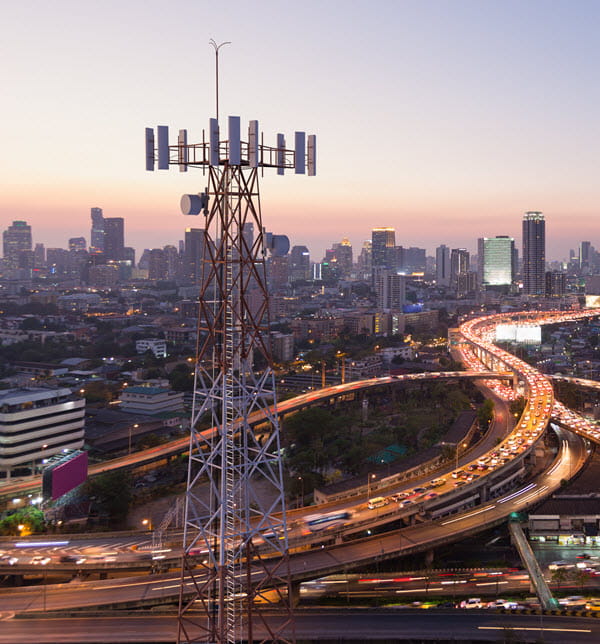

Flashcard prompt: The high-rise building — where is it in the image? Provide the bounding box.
[184,228,204,282]
[289,245,310,281]
[34,243,46,269]
[580,241,592,275]
[522,211,545,295]
[2,220,32,269]
[103,217,125,261]
[450,248,469,283]
[545,271,566,297]
[333,238,353,277]
[163,245,180,280]
[148,248,167,280]
[376,272,405,310]
[435,245,450,287]
[401,247,427,274]
[90,207,104,254]
[0,387,85,479]
[478,236,515,287]
[371,227,396,271]
[68,237,86,252]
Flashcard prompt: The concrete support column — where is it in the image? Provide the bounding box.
[289,580,301,608]
[424,549,434,568]
[479,485,489,503]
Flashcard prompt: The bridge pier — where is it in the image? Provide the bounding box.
[479,486,489,503]
[424,549,434,568]
[289,580,301,608]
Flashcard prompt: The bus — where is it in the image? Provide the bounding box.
[304,511,353,532]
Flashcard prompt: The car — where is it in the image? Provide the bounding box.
[559,595,586,607]
[0,555,18,566]
[423,492,438,500]
[548,560,575,571]
[460,597,483,609]
[585,599,600,611]
[453,480,467,487]
[412,487,427,494]
[30,556,51,565]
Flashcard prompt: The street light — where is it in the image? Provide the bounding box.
[456,442,468,471]
[142,518,152,531]
[367,473,376,500]
[129,424,139,455]
[297,476,304,508]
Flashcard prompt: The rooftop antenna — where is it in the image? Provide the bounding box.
[209,39,231,121]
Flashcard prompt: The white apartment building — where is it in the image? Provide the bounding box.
[0,387,85,479]
[120,386,184,416]
[136,338,167,358]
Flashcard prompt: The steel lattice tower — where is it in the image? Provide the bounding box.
[145,117,315,643]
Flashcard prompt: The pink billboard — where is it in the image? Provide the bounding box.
[49,451,88,500]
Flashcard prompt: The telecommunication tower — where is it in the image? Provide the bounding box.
[145,99,315,642]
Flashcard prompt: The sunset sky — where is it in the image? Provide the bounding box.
[3,0,600,261]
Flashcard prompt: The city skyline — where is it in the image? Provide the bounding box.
[3,1,600,261]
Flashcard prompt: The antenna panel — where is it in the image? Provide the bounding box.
[210,118,220,166]
[228,116,241,165]
[178,129,188,172]
[145,128,155,171]
[248,120,259,167]
[157,126,169,170]
[294,131,306,174]
[308,134,316,176]
[277,133,285,176]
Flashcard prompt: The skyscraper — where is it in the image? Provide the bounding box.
[184,228,205,282]
[289,245,310,281]
[376,272,405,310]
[103,217,125,261]
[2,220,32,269]
[371,227,396,271]
[522,211,545,295]
[435,245,450,287]
[333,238,353,277]
[478,236,515,288]
[90,207,104,254]
[580,241,592,275]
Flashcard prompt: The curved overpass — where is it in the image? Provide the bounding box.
[0,370,512,503]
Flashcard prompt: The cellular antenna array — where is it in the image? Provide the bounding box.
[145,84,316,644]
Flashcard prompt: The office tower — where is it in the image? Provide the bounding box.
[580,241,592,275]
[148,248,167,279]
[46,248,70,276]
[522,211,545,295]
[122,247,135,266]
[2,220,32,269]
[34,243,45,268]
[289,245,310,281]
[401,247,427,273]
[103,217,124,261]
[242,222,254,251]
[90,207,104,254]
[269,255,289,291]
[377,271,405,310]
[371,227,396,271]
[357,240,372,276]
[0,387,85,479]
[163,245,180,279]
[478,236,515,287]
[184,228,204,282]
[450,248,469,284]
[545,271,566,297]
[435,245,451,287]
[68,237,86,252]
[333,238,353,277]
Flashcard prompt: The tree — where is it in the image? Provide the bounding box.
[550,567,569,591]
[0,507,45,536]
[477,399,495,428]
[84,471,132,525]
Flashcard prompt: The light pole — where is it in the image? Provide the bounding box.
[142,518,152,531]
[129,423,139,455]
[297,476,304,508]
[367,473,376,500]
[456,442,467,471]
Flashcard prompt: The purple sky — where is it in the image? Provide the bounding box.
[3,1,600,262]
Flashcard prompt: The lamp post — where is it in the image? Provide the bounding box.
[129,424,139,455]
[297,476,304,508]
[367,473,376,500]
[142,518,152,531]
[456,442,468,471]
